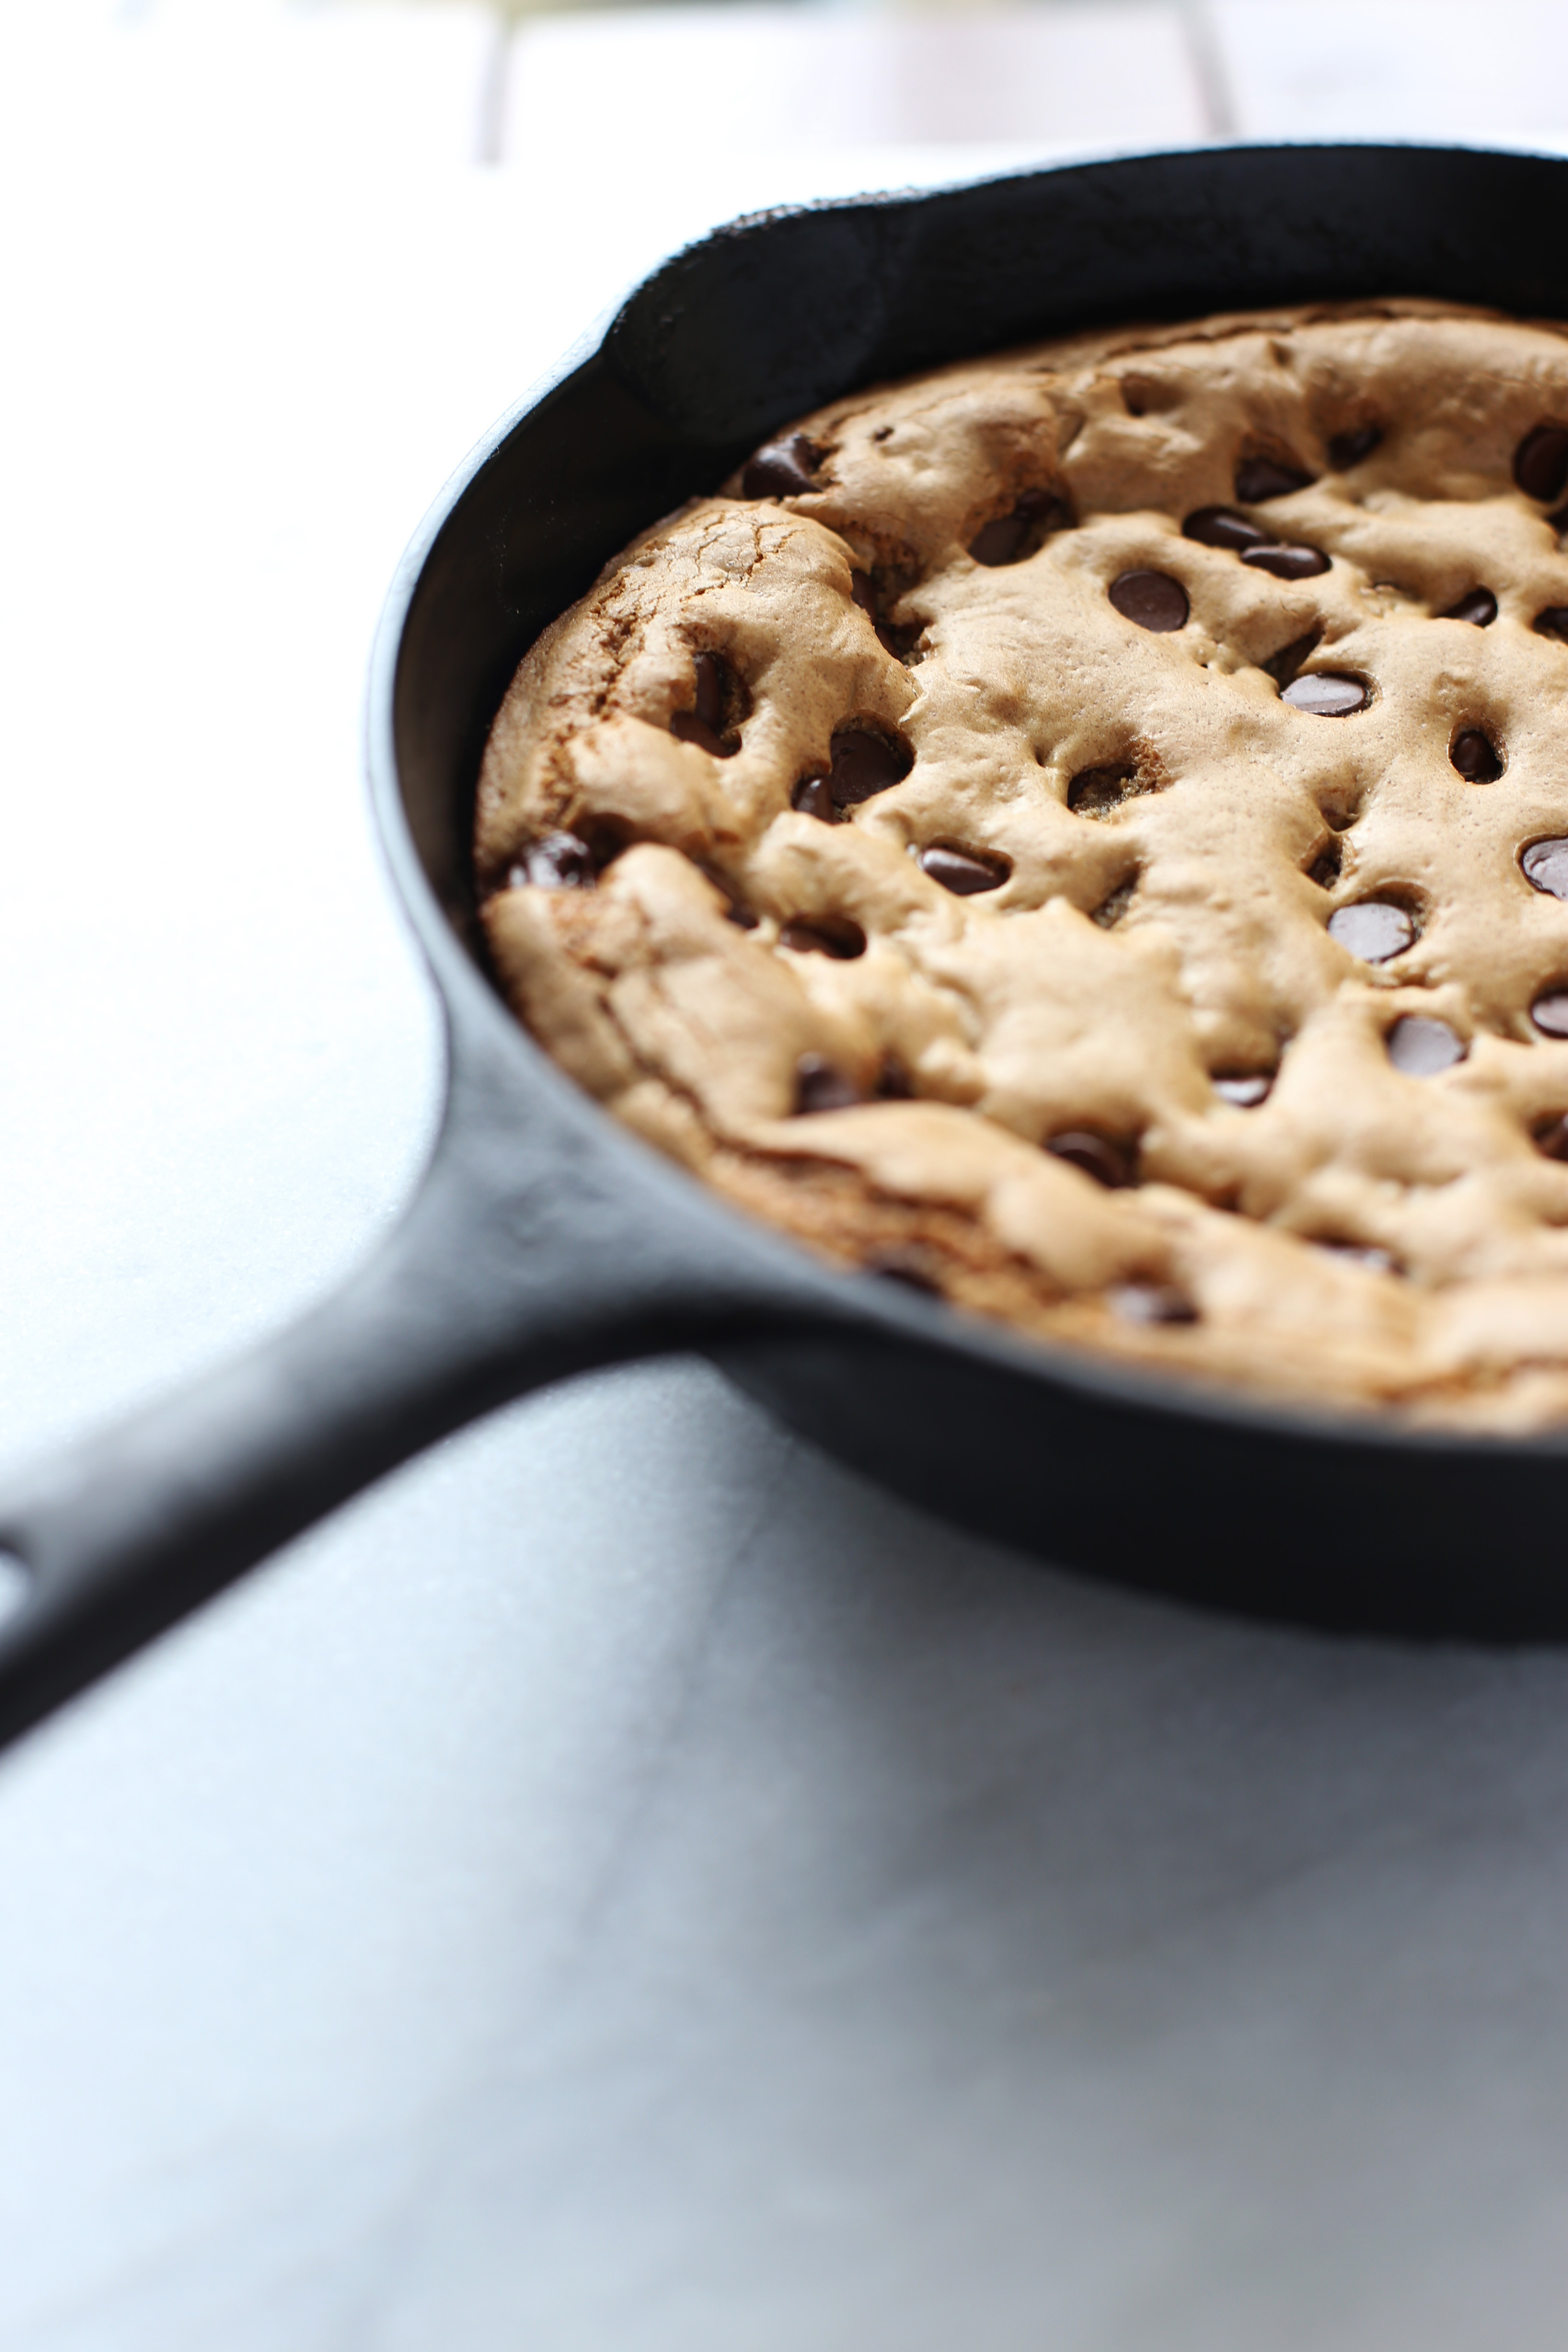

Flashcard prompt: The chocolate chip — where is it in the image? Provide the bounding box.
[1441,588,1497,627]
[1090,874,1137,929]
[1235,453,1314,501]
[1534,608,1568,643]
[918,843,1009,895]
[1450,729,1502,782]
[1108,570,1189,631]
[794,1054,862,1114]
[1387,1016,1465,1074]
[1515,424,1568,503]
[1523,838,1568,899]
[1535,1113,1568,1160]
[1533,991,1568,1038]
[671,651,746,757]
[743,431,819,499]
[850,572,876,618]
[875,1057,914,1099]
[1262,628,1323,688]
[866,1245,943,1296]
[1068,765,1143,818]
[1109,1283,1197,1326]
[1045,1130,1134,1187]
[791,774,835,822]
[969,488,1069,567]
[1329,901,1416,963]
[1328,424,1382,469]
[1282,672,1368,716]
[828,724,913,809]
[1241,543,1331,579]
[850,568,925,663]
[1213,1072,1273,1106]
[778,916,867,959]
[1183,506,1271,551]
[1549,503,1568,539]
[509,831,596,890]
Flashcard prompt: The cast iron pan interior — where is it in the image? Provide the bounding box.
[1,144,1567,1767]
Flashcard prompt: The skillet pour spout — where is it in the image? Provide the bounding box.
[6,143,1568,1755]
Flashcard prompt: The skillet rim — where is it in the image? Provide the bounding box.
[366,138,1568,1478]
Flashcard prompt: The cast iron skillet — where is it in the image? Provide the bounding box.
[2,142,1567,1756]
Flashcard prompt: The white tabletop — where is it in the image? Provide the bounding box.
[4,8,1568,2347]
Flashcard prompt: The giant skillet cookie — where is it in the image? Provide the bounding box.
[476,301,1568,1431]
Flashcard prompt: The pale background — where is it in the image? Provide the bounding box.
[4,4,1568,2346]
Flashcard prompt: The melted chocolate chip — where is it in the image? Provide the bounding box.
[1045,1131,1134,1187]
[1450,729,1503,782]
[1387,1016,1465,1074]
[1282,672,1368,717]
[791,774,835,822]
[1535,1113,1568,1160]
[1533,992,1568,1039]
[1524,838,1568,899]
[1328,424,1382,470]
[969,488,1069,567]
[778,916,867,960]
[1241,543,1331,580]
[671,651,746,757]
[1183,506,1270,551]
[1441,589,1497,627]
[850,568,925,663]
[866,1246,944,1296]
[828,724,913,809]
[1235,453,1315,501]
[918,843,1009,895]
[1213,1071,1274,1107]
[1515,424,1568,503]
[1110,1282,1197,1326]
[743,431,819,499]
[1329,901,1416,963]
[509,831,596,890]
[1262,628,1323,688]
[1108,570,1189,631]
[1550,503,1568,539]
[1535,608,1568,643]
[794,1054,862,1114]
[1068,765,1145,819]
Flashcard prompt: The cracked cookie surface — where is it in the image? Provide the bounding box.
[476,298,1568,1431]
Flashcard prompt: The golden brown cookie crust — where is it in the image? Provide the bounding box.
[475,298,1568,1431]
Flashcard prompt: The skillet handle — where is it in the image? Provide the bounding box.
[0,1037,792,1754]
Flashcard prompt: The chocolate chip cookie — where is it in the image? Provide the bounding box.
[476,299,1568,1430]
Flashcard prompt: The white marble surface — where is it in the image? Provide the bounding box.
[4,21,1568,2346]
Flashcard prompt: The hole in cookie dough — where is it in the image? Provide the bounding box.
[1213,1071,1274,1107]
[1328,423,1382,470]
[875,1057,915,1099]
[778,915,867,960]
[1090,873,1138,928]
[968,487,1071,567]
[1315,1238,1400,1276]
[1242,542,1331,581]
[827,723,914,810]
[743,431,821,500]
[506,831,597,891]
[1282,672,1369,717]
[794,1054,862,1113]
[1523,838,1568,900]
[1119,376,1181,417]
[1440,589,1498,627]
[871,425,894,444]
[1109,1282,1197,1326]
[1534,1113,1568,1161]
[1533,606,1568,644]
[1235,449,1315,501]
[1068,764,1148,819]
[1533,990,1568,1039]
[1450,728,1503,782]
[866,1244,944,1296]
[1387,1015,1466,1074]
[1261,628,1323,688]
[1308,838,1343,889]
[1329,900,1418,963]
[850,567,925,662]
[1515,423,1568,503]
[1045,1129,1136,1187]
[917,843,1010,895]
[1108,570,1189,631]
[671,651,749,757]
[1184,506,1272,552]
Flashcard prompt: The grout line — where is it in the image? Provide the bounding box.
[1181,0,1240,142]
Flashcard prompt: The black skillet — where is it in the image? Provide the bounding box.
[3,142,1567,1755]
